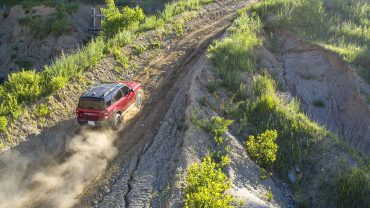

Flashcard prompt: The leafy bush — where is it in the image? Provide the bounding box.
[0,94,23,119]
[140,15,164,31]
[50,76,68,92]
[246,130,278,169]
[33,103,50,118]
[2,70,43,103]
[101,0,145,39]
[109,46,129,68]
[184,156,233,208]
[0,116,8,132]
[210,116,233,145]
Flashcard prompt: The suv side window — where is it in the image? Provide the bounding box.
[105,94,113,107]
[113,89,123,103]
[122,86,130,96]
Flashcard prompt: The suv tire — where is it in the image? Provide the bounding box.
[135,90,143,107]
[112,112,122,130]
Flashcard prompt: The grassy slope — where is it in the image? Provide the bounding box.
[207,9,370,208]
[249,0,370,83]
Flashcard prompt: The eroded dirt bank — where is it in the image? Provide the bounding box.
[0,5,92,78]
[263,32,370,154]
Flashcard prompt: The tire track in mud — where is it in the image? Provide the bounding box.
[77,2,255,207]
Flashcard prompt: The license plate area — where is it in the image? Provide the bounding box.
[88,121,96,126]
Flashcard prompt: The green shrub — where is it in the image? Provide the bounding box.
[0,116,8,132]
[109,46,129,68]
[140,15,164,31]
[173,18,185,36]
[132,45,146,55]
[184,156,233,208]
[246,130,278,169]
[210,116,233,145]
[50,76,68,92]
[2,70,43,103]
[149,38,162,49]
[0,94,23,119]
[101,0,145,39]
[33,103,50,118]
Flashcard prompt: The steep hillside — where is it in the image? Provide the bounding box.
[0,3,92,80]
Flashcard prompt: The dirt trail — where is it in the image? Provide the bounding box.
[263,32,370,154]
[77,2,255,207]
[0,1,267,207]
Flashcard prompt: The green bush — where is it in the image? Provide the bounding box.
[246,130,278,169]
[210,116,233,145]
[0,116,8,132]
[109,46,129,68]
[101,0,145,39]
[184,156,233,208]
[2,70,43,103]
[33,103,50,118]
[0,94,23,119]
[50,76,68,92]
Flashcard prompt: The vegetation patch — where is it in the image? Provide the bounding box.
[18,4,73,38]
[246,130,278,170]
[248,0,370,83]
[207,9,370,207]
[184,156,233,208]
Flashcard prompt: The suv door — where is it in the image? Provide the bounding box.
[112,88,124,112]
[121,86,134,110]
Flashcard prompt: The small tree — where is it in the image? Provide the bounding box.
[246,129,278,169]
[101,0,145,39]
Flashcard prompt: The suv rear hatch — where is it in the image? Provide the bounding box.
[76,98,107,121]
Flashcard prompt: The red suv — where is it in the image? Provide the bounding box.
[76,81,143,129]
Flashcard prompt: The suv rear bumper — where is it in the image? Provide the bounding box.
[77,118,111,127]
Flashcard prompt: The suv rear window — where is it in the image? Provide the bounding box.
[78,98,105,109]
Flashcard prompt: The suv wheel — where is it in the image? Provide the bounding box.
[112,113,122,130]
[136,90,143,107]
